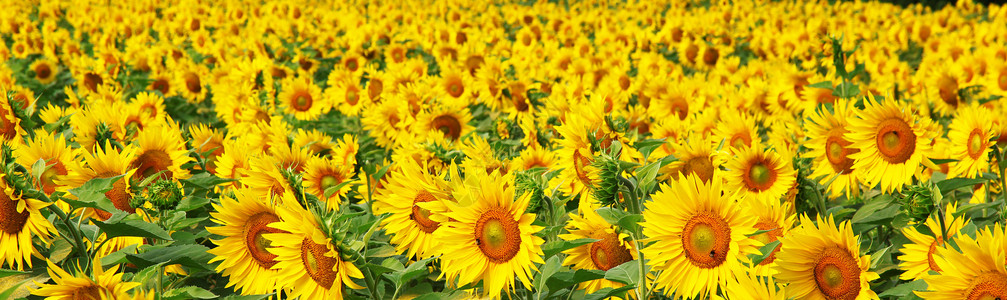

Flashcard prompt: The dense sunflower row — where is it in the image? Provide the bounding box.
[0,0,1006,299]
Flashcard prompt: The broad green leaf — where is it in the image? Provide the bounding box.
[163,286,216,300]
[870,245,892,269]
[176,196,210,211]
[94,216,173,241]
[851,196,896,225]
[617,214,643,233]
[180,172,235,189]
[398,256,436,287]
[878,279,928,297]
[546,269,606,292]
[603,260,639,286]
[0,270,27,279]
[583,286,635,300]
[596,207,629,227]
[127,244,215,271]
[750,241,781,266]
[533,256,563,294]
[542,238,597,259]
[808,80,834,89]
[635,161,661,190]
[66,175,126,213]
[936,177,986,195]
[0,272,47,300]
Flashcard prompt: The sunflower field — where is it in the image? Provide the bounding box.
[1,0,1007,299]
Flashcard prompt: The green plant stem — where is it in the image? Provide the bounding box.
[156,265,164,300]
[363,268,379,300]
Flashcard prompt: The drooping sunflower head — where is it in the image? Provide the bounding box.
[0,174,55,271]
[774,214,879,300]
[31,255,139,299]
[265,196,365,299]
[642,172,760,298]
[558,199,636,293]
[899,202,968,281]
[725,145,797,204]
[920,225,1007,300]
[207,187,286,295]
[433,169,544,299]
[373,160,451,259]
[848,93,932,193]
[805,99,861,198]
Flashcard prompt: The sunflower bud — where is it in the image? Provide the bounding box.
[593,154,621,207]
[145,179,183,210]
[898,183,938,223]
[514,170,545,213]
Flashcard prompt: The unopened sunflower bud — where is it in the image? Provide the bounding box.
[146,179,183,210]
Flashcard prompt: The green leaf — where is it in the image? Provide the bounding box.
[30,158,47,183]
[746,228,775,237]
[180,172,236,189]
[546,269,606,292]
[126,244,215,271]
[635,161,661,190]
[542,238,597,259]
[878,279,928,297]
[176,196,210,211]
[66,174,126,213]
[220,295,275,300]
[929,158,958,165]
[617,214,643,233]
[750,241,781,266]
[93,215,173,241]
[595,207,629,227]
[0,272,47,300]
[398,256,435,287]
[583,286,635,300]
[533,256,563,295]
[163,286,216,300]
[936,177,987,195]
[0,270,27,278]
[808,80,834,89]
[851,196,896,225]
[603,260,639,286]
[870,245,892,269]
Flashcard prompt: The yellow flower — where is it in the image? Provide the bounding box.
[279,74,328,120]
[847,94,932,193]
[433,170,544,299]
[919,226,1007,299]
[946,104,995,179]
[774,214,879,300]
[266,196,365,299]
[0,175,56,270]
[724,146,797,204]
[373,161,450,259]
[805,99,862,198]
[207,187,286,295]
[558,199,637,294]
[898,203,968,281]
[130,122,193,180]
[642,172,760,298]
[32,255,139,299]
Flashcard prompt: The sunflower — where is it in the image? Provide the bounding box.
[242,155,292,198]
[946,104,995,179]
[0,93,24,140]
[361,95,414,149]
[417,106,474,142]
[279,75,327,120]
[189,124,225,174]
[433,170,544,299]
[65,142,138,221]
[898,203,968,281]
[173,60,209,102]
[439,68,474,105]
[642,172,760,298]
[847,94,932,193]
[130,92,167,121]
[215,136,253,190]
[712,111,761,153]
[551,114,600,198]
[292,129,337,157]
[207,187,286,295]
[806,99,862,198]
[31,256,139,299]
[558,200,637,294]
[746,199,795,277]
[0,174,56,271]
[265,196,365,299]
[302,156,357,210]
[927,62,967,116]
[30,57,60,85]
[130,122,192,180]
[918,226,1007,299]
[664,136,729,183]
[325,73,370,117]
[774,214,879,300]
[373,160,451,260]
[14,129,80,195]
[509,146,556,172]
[724,146,797,204]
[725,267,787,300]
